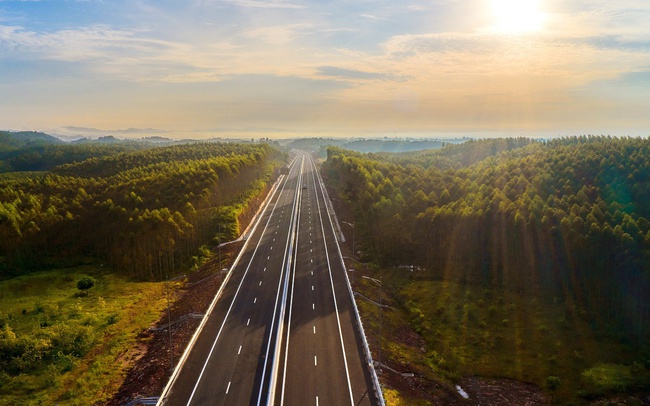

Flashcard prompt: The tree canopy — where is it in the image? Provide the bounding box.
[323,136,650,345]
[0,142,286,280]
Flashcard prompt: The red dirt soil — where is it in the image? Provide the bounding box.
[107,241,243,406]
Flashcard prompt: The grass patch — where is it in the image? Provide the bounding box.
[368,268,650,404]
[580,363,647,398]
[383,387,430,406]
[0,265,167,405]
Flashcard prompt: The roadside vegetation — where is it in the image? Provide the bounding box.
[0,133,287,403]
[389,271,646,402]
[0,265,167,405]
[0,140,286,279]
[324,136,650,404]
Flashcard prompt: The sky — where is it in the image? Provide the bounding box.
[1,0,649,139]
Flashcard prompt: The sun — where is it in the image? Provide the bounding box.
[490,0,545,34]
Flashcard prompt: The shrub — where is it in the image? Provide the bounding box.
[0,325,52,374]
[76,276,96,292]
[49,323,96,357]
[581,363,634,395]
[545,375,561,392]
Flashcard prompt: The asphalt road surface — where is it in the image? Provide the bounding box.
[158,150,378,406]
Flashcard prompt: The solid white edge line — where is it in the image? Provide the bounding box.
[156,172,286,406]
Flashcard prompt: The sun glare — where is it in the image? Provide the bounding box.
[491,0,545,34]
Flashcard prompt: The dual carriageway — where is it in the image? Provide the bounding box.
[158,151,381,406]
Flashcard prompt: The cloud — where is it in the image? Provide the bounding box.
[0,24,243,82]
[360,14,386,20]
[619,70,650,85]
[380,30,650,79]
[384,32,491,57]
[221,0,305,9]
[587,70,650,92]
[0,24,177,62]
[2,0,650,136]
[208,73,350,101]
[316,66,398,81]
[582,35,650,52]
[406,5,426,12]
[246,23,309,45]
[57,126,168,137]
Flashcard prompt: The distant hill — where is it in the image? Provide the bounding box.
[0,132,153,173]
[341,139,443,153]
[72,135,123,144]
[0,131,62,151]
[284,138,348,151]
[284,137,469,154]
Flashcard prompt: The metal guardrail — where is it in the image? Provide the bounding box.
[148,313,204,332]
[353,292,390,309]
[123,397,159,406]
[374,360,414,377]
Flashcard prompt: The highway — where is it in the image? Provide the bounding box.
[158,150,379,405]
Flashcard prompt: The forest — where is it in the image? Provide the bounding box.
[0,141,286,280]
[0,135,286,403]
[323,137,649,392]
